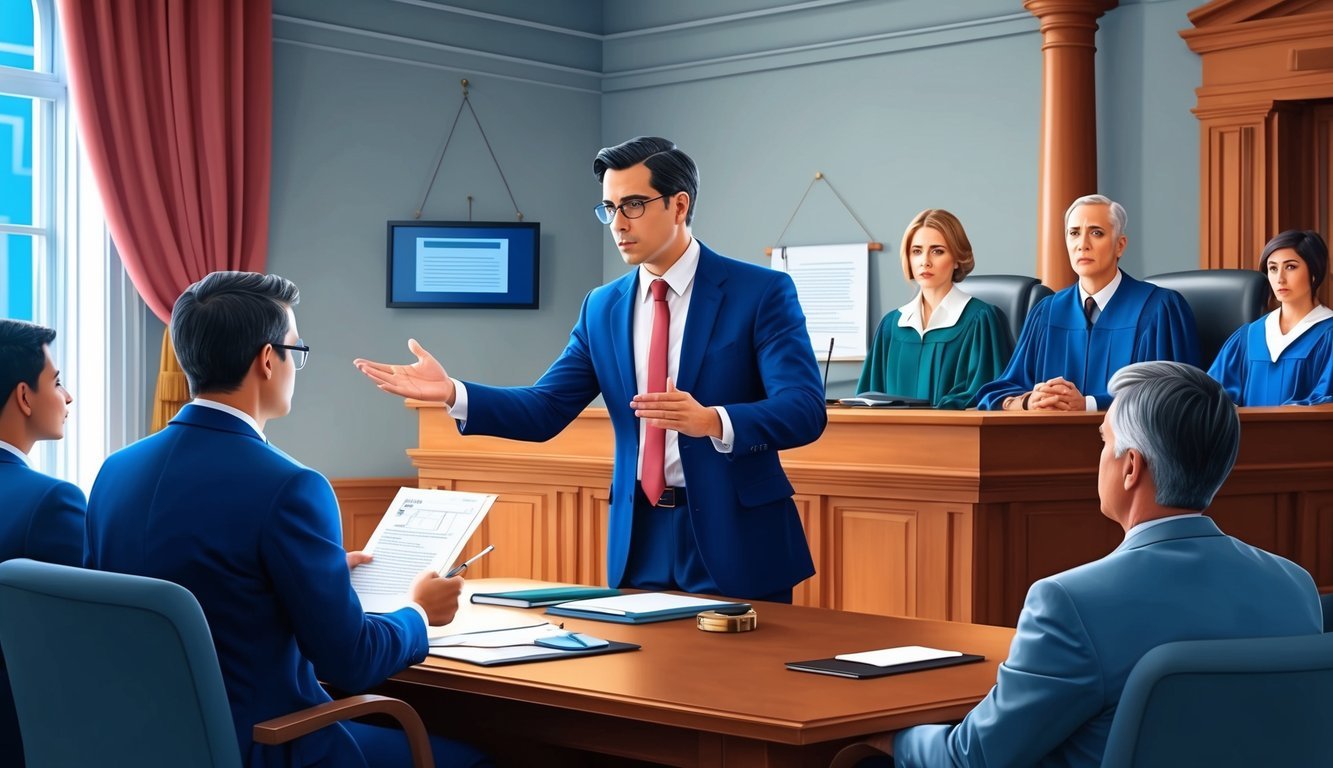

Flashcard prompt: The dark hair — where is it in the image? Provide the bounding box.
[171,271,300,396]
[1260,229,1329,293]
[593,136,700,225]
[0,319,57,409]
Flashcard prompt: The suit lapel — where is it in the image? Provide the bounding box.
[677,246,723,393]
[609,272,638,400]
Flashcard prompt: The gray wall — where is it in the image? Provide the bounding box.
[158,0,1204,476]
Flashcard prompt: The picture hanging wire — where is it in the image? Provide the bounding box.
[765,171,881,256]
[415,79,524,221]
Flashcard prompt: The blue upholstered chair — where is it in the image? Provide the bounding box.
[959,274,1054,348]
[1101,632,1333,767]
[1144,269,1270,368]
[0,558,433,768]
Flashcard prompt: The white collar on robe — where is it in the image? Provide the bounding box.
[1264,303,1333,362]
[897,285,973,338]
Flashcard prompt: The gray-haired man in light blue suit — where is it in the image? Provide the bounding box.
[858,361,1322,767]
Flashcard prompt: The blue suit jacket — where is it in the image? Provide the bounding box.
[893,516,1322,767]
[461,243,826,598]
[0,451,85,767]
[85,405,428,768]
[976,271,1200,410]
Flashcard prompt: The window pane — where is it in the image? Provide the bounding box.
[0,0,35,71]
[0,94,34,226]
[1,232,35,320]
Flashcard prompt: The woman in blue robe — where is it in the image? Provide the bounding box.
[856,209,1011,409]
[1209,229,1333,406]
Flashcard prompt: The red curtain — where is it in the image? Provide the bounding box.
[58,0,273,427]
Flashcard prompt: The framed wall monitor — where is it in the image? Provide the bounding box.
[386,220,540,308]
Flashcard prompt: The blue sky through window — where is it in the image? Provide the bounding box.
[0,0,36,319]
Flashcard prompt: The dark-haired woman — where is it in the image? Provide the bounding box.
[1208,229,1333,405]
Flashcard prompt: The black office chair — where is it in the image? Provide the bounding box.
[1144,269,1269,369]
[959,274,1054,347]
[1321,592,1333,633]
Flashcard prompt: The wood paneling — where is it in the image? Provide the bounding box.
[400,403,1333,627]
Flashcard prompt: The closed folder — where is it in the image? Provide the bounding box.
[786,652,985,679]
[470,586,622,608]
[546,593,751,624]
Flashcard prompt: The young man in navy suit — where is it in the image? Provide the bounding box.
[356,136,828,602]
[0,319,85,767]
[845,361,1322,767]
[85,273,488,768]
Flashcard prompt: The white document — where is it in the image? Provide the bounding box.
[771,243,870,360]
[836,645,962,667]
[557,593,732,615]
[430,623,562,648]
[349,487,496,614]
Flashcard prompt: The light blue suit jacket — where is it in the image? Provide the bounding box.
[460,243,826,598]
[0,450,85,767]
[85,405,427,768]
[893,515,1322,767]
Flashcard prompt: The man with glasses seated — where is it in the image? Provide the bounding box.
[85,272,489,768]
[356,136,827,603]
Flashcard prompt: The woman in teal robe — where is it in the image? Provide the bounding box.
[856,209,1012,409]
[1208,229,1333,406]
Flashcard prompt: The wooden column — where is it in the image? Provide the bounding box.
[1025,0,1118,289]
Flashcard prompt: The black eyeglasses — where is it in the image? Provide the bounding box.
[594,194,668,224]
[272,341,310,371]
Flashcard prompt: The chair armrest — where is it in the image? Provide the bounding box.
[252,693,433,768]
[829,732,895,768]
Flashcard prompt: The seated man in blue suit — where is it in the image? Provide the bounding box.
[977,195,1200,410]
[844,361,1322,767]
[356,137,827,603]
[85,273,488,768]
[0,319,85,767]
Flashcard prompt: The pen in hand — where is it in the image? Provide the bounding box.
[445,544,494,578]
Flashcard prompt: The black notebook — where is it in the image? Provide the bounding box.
[786,653,985,679]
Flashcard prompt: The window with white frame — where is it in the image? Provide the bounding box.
[0,0,146,489]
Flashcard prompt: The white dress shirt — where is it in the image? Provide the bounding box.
[190,398,266,441]
[1075,269,1124,410]
[448,238,733,491]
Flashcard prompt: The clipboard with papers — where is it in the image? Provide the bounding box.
[428,622,639,666]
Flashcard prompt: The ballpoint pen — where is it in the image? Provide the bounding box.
[444,544,494,578]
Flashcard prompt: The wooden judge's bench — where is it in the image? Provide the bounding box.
[399,402,1333,627]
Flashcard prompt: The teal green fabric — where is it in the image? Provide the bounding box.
[856,298,1012,409]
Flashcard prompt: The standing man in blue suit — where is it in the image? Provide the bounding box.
[0,319,84,768]
[844,362,1322,767]
[977,195,1200,410]
[356,136,827,602]
[85,273,488,768]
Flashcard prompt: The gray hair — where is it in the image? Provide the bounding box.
[1065,194,1128,241]
[1107,361,1238,511]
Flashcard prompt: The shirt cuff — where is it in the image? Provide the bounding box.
[449,378,469,421]
[709,406,734,453]
[1085,395,1098,412]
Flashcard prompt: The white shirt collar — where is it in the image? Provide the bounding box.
[1079,268,1123,311]
[1124,512,1203,542]
[638,238,700,302]
[896,285,974,337]
[1263,304,1333,362]
[0,439,29,466]
[190,398,266,441]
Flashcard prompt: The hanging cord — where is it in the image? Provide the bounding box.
[771,171,875,246]
[415,79,524,220]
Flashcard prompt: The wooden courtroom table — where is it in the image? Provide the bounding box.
[398,403,1333,627]
[379,578,1015,767]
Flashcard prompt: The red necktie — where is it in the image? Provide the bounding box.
[641,279,669,505]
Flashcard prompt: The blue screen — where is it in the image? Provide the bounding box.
[388,221,539,308]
